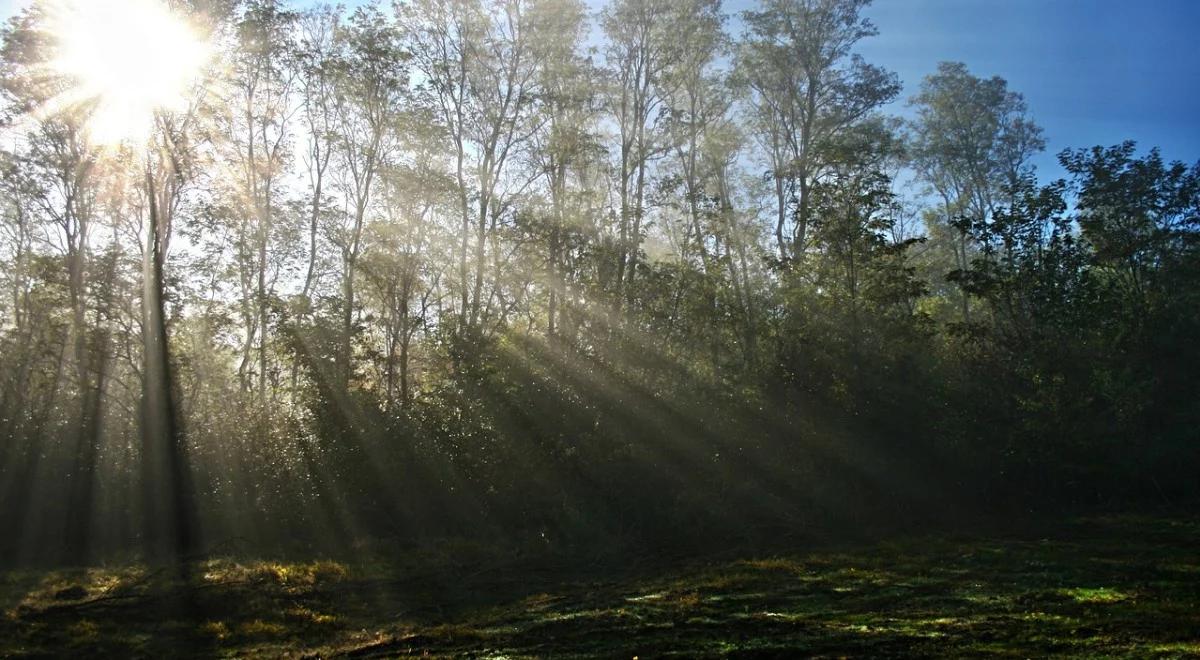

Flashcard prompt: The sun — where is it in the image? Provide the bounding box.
[46,0,210,145]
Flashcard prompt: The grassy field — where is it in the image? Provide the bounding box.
[1,514,1198,658]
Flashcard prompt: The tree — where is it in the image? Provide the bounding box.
[736,0,898,264]
[601,0,714,307]
[656,0,728,355]
[329,4,407,388]
[360,120,451,410]
[297,5,340,303]
[219,0,300,403]
[141,109,205,563]
[527,0,598,341]
[399,0,544,349]
[1062,142,1200,309]
[0,7,112,563]
[908,61,1044,324]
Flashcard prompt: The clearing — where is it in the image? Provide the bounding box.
[1,514,1197,658]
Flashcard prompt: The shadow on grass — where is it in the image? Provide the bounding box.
[1,514,1198,658]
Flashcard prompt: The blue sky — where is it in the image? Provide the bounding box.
[4,0,1197,180]
[851,0,1200,180]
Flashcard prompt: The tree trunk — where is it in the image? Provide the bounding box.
[141,167,197,565]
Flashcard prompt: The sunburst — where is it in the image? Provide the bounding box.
[43,0,210,145]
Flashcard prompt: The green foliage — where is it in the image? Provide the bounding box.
[0,0,1196,572]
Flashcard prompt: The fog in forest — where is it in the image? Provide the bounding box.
[0,0,1196,655]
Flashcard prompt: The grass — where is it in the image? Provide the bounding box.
[1,514,1198,657]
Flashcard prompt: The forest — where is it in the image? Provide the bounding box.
[0,0,1197,656]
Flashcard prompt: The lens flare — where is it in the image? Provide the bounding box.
[46,0,209,144]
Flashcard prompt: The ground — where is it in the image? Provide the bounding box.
[1,514,1198,658]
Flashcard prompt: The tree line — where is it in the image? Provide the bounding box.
[1,0,1197,565]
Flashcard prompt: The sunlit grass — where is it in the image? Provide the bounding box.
[0,515,1196,657]
[201,559,349,587]
[1060,586,1131,604]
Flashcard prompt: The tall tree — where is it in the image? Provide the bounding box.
[360,119,450,410]
[736,0,898,264]
[528,0,597,340]
[0,9,108,563]
[221,0,300,403]
[141,110,203,563]
[400,0,544,346]
[297,5,340,303]
[601,0,701,307]
[330,4,407,387]
[908,61,1044,323]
